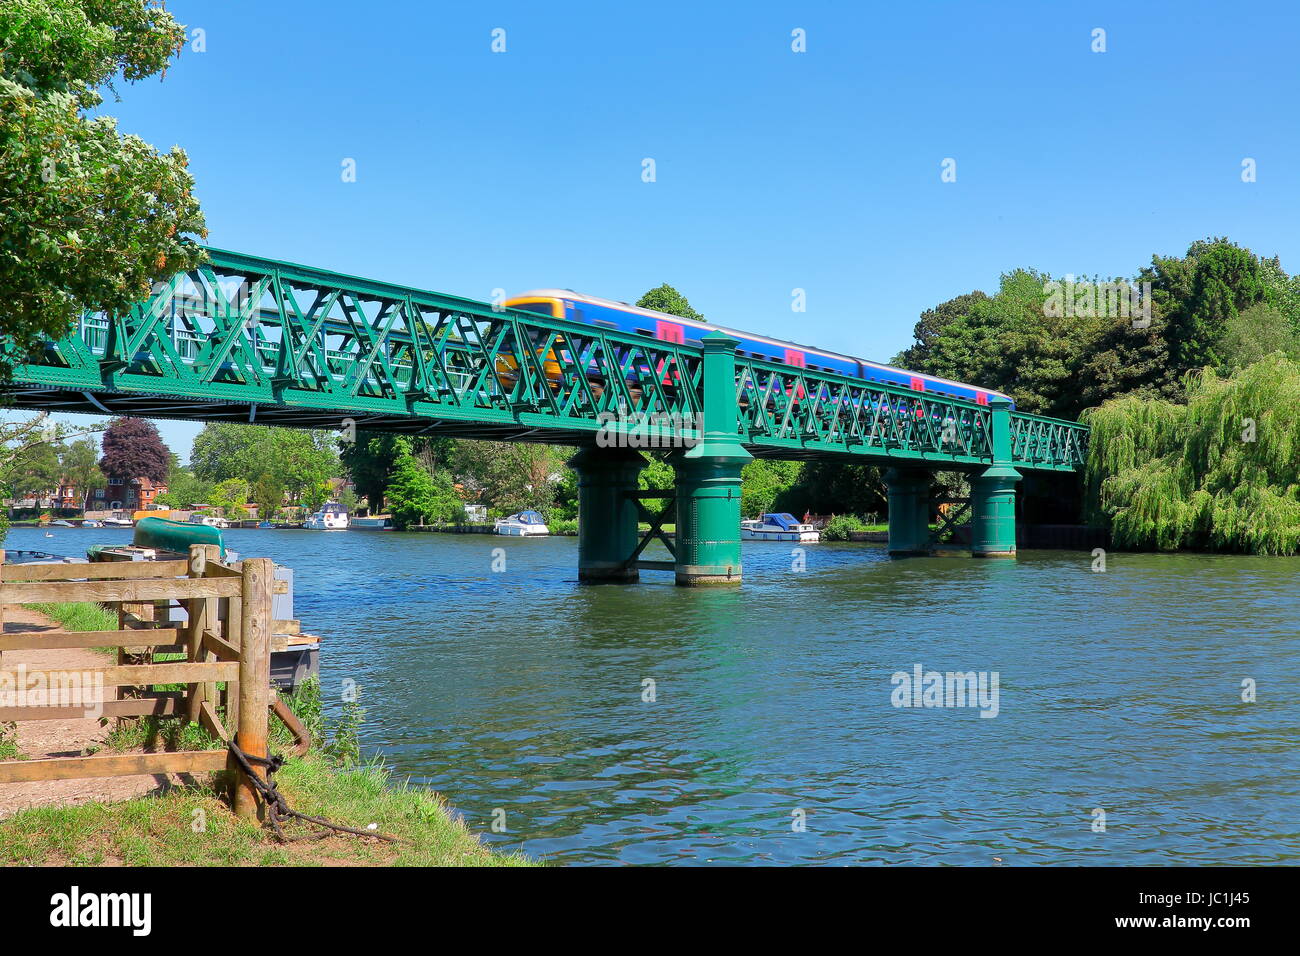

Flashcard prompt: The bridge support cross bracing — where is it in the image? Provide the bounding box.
[884,468,933,557]
[970,397,1021,558]
[570,447,647,583]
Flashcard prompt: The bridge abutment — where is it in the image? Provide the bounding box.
[884,468,933,556]
[570,446,647,583]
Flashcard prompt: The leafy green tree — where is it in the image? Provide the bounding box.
[452,440,570,515]
[190,423,338,507]
[638,453,675,492]
[776,460,888,519]
[1086,353,1300,554]
[385,452,462,530]
[154,470,211,508]
[892,291,990,370]
[740,459,802,518]
[10,437,61,502]
[1216,302,1299,370]
[0,0,206,379]
[0,414,99,533]
[339,431,410,511]
[59,435,102,509]
[301,480,331,513]
[636,284,704,321]
[1075,313,1179,411]
[252,473,285,520]
[209,477,249,519]
[902,269,1109,419]
[1142,238,1273,373]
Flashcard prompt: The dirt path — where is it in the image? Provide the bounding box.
[0,606,191,819]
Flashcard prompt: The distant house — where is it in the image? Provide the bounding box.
[103,476,167,511]
[13,480,95,511]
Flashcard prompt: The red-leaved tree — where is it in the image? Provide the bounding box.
[98,418,170,482]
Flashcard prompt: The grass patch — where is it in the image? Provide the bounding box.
[0,676,533,866]
[25,601,118,633]
[0,726,18,761]
[0,753,534,866]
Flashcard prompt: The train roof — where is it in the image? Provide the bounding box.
[509,289,1013,401]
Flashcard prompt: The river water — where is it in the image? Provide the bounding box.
[7,525,1298,865]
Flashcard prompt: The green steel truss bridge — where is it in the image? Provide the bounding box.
[3,248,1091,584]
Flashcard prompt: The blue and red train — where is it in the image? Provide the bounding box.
[505,288,1012,408]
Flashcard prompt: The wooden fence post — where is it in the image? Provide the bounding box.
[233,557,273,821]
[224,580,243,732]
[184,545,220,724]
[0,549,6,669]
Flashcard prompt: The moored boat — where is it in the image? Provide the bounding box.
[494,510,549,536]
[741,513,820,542]
[305,502,349,530]
[189,513,230,529]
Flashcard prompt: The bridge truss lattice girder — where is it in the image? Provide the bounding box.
[2,247,1089,472]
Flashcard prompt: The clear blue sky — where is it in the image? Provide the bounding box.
[50,0,1300,459]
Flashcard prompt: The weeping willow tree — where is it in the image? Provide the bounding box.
[1084,353,1300,554]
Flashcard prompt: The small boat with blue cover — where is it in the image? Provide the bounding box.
[741,513,820,542]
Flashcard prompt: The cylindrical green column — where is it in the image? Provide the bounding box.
[884,467,932,556]
[971,397,1021,558]
[970,471,1020,557]
[569,446,647,582]
[673,330,751,586]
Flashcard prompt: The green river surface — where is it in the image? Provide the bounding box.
[8,526,1297,865]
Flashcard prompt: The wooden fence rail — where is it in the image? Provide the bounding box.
[0,546,274,820]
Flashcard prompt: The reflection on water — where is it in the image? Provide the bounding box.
[11,526,1297,865]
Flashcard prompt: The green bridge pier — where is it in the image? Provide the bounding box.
[574,334,1024,586]
[574,331,753,586]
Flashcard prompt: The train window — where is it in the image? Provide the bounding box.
[512,302,555,317]
[636,328,652,337]
[593,320,618,330]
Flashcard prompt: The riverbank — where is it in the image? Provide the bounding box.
[0,751,533,866]
[0,603,534,867]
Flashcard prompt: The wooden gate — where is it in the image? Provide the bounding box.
[0,546,276,819]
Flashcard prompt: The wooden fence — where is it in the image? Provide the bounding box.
[0,545,292,820]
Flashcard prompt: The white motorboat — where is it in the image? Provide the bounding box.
[305,502,349,530]
[101,515,133,528]
[494,510,549,536]
[741,513,820,542]
[189,513,230,529]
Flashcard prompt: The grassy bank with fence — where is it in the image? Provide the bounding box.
[0,569,534,867]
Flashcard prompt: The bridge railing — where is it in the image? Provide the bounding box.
[1009,412,1090,469]
[735,356,999,466]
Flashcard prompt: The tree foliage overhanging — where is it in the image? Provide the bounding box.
[0,0,206,378]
